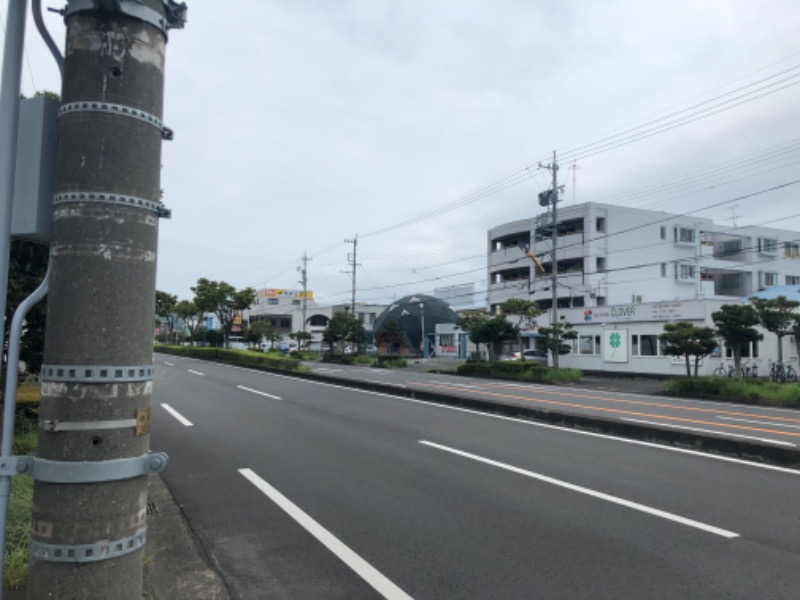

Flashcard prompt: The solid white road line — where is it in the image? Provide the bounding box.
[236,385,282,401]
[187,369,205,377]
[160,403,194,427]
[621,418,796,447]
[163,361,174,366]
[367,380,407,388]
[207,362,800,475]
[717,416,800,430]
[420,440,740,539]
[238,468,413,600]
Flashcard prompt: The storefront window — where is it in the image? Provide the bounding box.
[632,334,659,356]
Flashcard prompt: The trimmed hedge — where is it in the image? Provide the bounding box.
[373,355,407,368]
[321,353,356,365]
[456,361,581,384]
[155,346,302,372]
[663,376,800,408]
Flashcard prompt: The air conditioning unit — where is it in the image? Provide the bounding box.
[631,294,644,304]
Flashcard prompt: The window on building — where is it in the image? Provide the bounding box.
[660,263,667,277]
[660,226,666,240]
[674,227,696,244]
[787,275,800,285]
[439,334,455,346]
[267,298,279,305]
[631,334,658,357]
[759,271,779,288]
[785,242,799,259]
[758,238,778,254]
[596,217,606,233]
[596,296,606,306]
[720,239,742,256]
[596,257,606,272]
[720,273,742,293]
[291,299,301,306]
[579,336,595,355]
[725,342,759,359]
[676,263,696,281]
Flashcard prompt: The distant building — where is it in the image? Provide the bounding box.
[246,287,384,349]
[488,202,800,313]
[487,202,800,375]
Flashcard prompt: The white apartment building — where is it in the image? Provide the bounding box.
[487,202,800,375]
[488,202,800,312]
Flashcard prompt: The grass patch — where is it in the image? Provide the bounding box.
[3,383,40,591]
[663,376,800,407]
[4,476,33,590]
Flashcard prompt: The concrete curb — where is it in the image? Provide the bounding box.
[144,474,232,600]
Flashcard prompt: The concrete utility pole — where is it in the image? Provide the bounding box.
[28,2,185,598]
[298,252,311,337]
[539,151,561,369]
[345,234,358,314]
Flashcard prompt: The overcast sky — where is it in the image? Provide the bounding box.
[7,0,800,307]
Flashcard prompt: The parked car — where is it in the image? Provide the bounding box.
[229,341,247,350]
[502,349,548,365]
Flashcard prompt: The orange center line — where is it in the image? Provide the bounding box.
[420,379,800,425]
[409,381,800,439]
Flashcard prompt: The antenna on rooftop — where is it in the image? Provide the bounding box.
[726,204,740,228]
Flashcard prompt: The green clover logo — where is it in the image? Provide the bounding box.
[609,333,621,348]
[608,332,621,358]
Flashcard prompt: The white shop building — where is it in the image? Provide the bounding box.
[555,298,796,377]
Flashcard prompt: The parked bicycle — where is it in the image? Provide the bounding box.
[712,361,732,377]
[769,360,796,383]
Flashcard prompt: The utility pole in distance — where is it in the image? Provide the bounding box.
[298,252,312,337]
[345,234,358,314]
[28,2,186,598]
[539,151,561,369]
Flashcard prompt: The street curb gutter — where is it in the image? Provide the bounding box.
[197,359,800,469]
[144,474,232,600]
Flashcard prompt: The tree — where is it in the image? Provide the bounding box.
[751,296,800,364]
[711,304,762,378]
[500,298,544,360]
[455,312,516,361]
[191,278,255,347]
[155,290,178,344]
[289,330,313,351]
[658,321,718,377]
[174,300,203,346]
[250,320,279,349]
[537,321,578,364]
[5,239,49,385]
[323,311,365,353]
[376,319,406,354]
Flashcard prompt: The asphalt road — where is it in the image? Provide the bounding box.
[306,362,800,447]
[153,355,800,599]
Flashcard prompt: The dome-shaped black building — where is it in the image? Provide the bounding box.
[373,294,457,355]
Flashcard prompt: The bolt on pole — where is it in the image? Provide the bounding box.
[27,1,185,598]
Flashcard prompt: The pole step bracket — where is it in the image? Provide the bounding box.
[41,364,155,383]
[1,452,168,482]
[59,101,174,140]
[53,191,171,218]
[29,529,146,563]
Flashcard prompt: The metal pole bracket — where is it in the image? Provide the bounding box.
[62,0,187,38]
[7,452,168,482]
